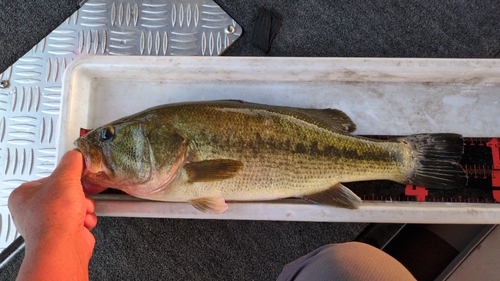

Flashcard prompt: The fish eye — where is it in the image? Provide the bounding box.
[100,126,115,142]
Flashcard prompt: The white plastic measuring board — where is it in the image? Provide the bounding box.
[59,56,500,223]
[0,1,241,251]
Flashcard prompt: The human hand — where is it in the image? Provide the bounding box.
[8,150,97,280]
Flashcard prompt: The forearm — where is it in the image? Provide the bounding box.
[17,234,91,281]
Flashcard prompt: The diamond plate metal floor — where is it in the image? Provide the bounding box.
[0,0,241,252]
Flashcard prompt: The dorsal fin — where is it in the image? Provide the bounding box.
[292,108,356,133]
[211,100,356,133]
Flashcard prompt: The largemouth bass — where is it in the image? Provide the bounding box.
[75,100,467,213]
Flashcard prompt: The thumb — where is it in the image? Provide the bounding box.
[50,150,84,182]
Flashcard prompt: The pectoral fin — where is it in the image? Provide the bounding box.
[303,183,362,209]
[190,196,228,213]
[184,159,243,182]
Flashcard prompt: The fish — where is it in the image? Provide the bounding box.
[75,100,467,213]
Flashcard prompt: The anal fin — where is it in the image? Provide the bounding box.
[190,196,228,214]
[303,183,362,209]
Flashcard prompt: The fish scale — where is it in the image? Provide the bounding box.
[171,104,406,186]
[76,101,467,213]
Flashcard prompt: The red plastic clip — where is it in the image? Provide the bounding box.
[80,128,91,137]
[405,185,428,202]
[486,138,500,202]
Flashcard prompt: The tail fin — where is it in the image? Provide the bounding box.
[399,134,467,189]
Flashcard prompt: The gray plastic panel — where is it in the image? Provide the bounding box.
[0,0,241,252]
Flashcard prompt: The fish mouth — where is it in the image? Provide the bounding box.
[74,138,111,181]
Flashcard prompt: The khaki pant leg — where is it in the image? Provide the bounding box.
[277,242,416,281]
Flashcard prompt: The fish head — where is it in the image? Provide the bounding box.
[74,119,188,196]
[75,121,154,192]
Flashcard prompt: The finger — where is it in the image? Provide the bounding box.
[50,150,84,182]
[84,212,98,231]
[82,229,96,251]
[86,197,96,213]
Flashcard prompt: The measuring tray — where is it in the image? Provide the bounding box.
[59,56,500,223]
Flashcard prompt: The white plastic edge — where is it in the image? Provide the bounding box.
[94,198,500,224]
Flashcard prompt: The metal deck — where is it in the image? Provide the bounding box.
[0,0,241,252]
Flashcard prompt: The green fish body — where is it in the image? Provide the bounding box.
[75,101,467,213]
